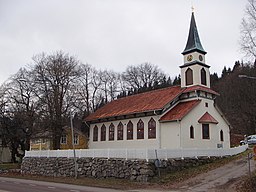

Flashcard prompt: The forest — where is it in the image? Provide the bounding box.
[1,0,256,162]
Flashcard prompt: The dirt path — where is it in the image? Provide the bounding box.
[171,155,255,192]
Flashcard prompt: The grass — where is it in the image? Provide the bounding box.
[0,150,250,190]
[237,171,256,192]
[0,163,20,170]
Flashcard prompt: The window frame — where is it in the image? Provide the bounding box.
[190,126,194,139]
[201,68,207,85]
[109,123,115,141]
[202,124,210,139]
[74,134,79,145]
[137,119,144,139]
[185,68,193,86]
[93,125,98,141]
[220,130,224,142]
[127,121,133,140]
[117,122,124,140]
[60,134,67,144]
[148,118,156,139]
[101,124,106,141]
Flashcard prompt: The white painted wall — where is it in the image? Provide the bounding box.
[160,121,180,149]
[180,64,210,88]
[89,116,160,149]
[179,98,230,149]
[183,52,205,64]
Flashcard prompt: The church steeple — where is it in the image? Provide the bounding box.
[182,12,206,55]
[180,11,210,89]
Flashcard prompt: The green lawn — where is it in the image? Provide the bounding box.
[0,163,20,170]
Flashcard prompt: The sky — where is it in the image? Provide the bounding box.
[0,0,248,84]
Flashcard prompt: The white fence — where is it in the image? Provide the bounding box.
[24,145,248,161]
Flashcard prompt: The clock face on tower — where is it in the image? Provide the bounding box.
[187,55,193,61]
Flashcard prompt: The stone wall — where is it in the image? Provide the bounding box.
[21,156,222,182]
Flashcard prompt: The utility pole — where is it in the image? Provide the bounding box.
[70,112,78,179]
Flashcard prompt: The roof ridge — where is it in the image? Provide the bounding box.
[112,85,181,101]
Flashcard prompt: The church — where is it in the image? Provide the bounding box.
[85,11,231,150]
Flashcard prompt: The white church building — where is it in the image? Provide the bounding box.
[85,12,231,150]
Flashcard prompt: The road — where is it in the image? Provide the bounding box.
[172,155,255,192]
[0,177,124,192]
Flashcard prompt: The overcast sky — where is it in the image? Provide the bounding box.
[0,0,248,84]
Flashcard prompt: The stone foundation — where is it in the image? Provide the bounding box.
[21,156,222,182]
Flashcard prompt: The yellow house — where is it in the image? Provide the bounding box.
[30,127,88,150]
[60,126,88,149]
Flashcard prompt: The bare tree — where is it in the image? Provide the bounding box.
[0,68,40,161]
[74,64,93,116]
[122,62,166,90]
[90,69,103,111]
[31,51,82,149]
[240,0,256,60]
[100,70,120,102]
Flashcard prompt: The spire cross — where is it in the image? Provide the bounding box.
[191,5,195,13]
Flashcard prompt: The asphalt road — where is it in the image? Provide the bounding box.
[0,177,124,192]
[173,155,256,192]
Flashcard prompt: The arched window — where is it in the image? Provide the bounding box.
[220,130,224,141]
[190,126,194,139]
[185,68,193,86]
[117,122,123,140]
[93,125,98,141]
[109,123,115,141]
[148,118,156,139]
[127,121,133,140]
[101,124,106,141]
[137,119,144,139]
[201,68,207,85]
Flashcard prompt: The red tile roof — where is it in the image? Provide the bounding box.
[198,112,218,124]
[183,85,220,96]
[85,86,184,122]
[159,100,201,122]
[85,85,219,122]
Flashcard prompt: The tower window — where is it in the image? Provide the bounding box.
[185,68,193,86]
[201,68,207,85]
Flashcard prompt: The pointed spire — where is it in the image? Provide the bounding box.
[182,12,206,55]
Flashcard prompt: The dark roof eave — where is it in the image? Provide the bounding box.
[198,120,219,124]
[159,119,181,123]
[182,48,207,55]
[180,61,210,68]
